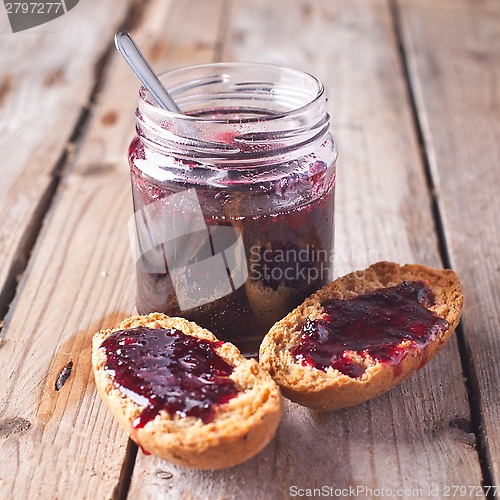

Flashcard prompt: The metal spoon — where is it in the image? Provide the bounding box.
[114,31,181,113]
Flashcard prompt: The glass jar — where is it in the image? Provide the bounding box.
[128,62,337,356]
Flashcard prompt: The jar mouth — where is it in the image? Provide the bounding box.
[136,62,331,165]
[139,62,325,124]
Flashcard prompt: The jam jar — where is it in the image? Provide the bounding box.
[128,62,337,355]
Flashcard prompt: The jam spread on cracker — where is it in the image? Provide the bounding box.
[101,326,239,427]
[291,281,449,378]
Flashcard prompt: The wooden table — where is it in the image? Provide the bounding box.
[1,0,499,498]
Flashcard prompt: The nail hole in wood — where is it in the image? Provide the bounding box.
[55,360,73,391]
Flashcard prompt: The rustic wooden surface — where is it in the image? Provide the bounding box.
[0,0,130,321]
[0,0,497,498]
[0,0,136,495]
[398,0,500,488]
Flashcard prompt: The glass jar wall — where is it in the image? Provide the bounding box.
[128,62,337,355]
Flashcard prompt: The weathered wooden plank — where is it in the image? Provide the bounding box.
[0,0,131,322]
[0,0,228,497]
[398,0,500,487]
[128,0,484,498]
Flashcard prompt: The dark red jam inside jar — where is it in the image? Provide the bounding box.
[128,63,337,356]
[101,326,239,427]
[291,281,449,378]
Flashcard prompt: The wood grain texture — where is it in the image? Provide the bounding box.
[398,0,500,486]
[128,0,483,497]
[0,0,223,496]
[0,0,131,321]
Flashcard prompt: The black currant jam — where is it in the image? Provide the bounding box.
[291,281,449,378]
[128,63,337,356]
[101,326,239,427]
[130,151,335,356]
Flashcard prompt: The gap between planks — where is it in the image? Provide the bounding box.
[389,0,495,496]
[114,439,139,500]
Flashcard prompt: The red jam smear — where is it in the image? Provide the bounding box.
[291,281,449,378]
[101,326,239,428]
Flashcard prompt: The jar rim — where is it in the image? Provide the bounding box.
[135,61,332,165]
[138,61,325,124]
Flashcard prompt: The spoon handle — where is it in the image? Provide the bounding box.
[115,31,181,113]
